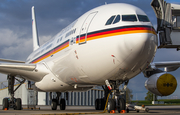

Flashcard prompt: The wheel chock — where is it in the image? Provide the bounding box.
[110,110,115,113]
[4,108,7,111]
[120,110,126,113]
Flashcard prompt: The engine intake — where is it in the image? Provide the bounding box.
[145,72,177,96]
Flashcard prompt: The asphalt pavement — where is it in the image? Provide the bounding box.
[0,105,180,115]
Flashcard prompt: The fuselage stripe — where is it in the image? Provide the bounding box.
[76,25,157,43]
[31,40,69,63]
[76,25,156,43]
[31,25,155,63]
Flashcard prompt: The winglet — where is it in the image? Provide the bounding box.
[32,6,40,51]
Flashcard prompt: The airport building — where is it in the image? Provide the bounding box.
[0,81,105,106]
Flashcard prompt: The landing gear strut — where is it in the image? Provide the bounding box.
[50,92,67,110]
[2,75,25,110]
[101,80,128,113]
[111,80,128,113]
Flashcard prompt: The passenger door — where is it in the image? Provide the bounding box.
[79,12,98,44]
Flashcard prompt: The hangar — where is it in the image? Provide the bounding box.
[0,81,104,107]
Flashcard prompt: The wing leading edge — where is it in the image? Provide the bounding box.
[0,63,49,82]
[148,61,180,72]
[0,58,25,63]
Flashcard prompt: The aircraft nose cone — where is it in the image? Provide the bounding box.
[121,31,158,71]
[124,32,157,55]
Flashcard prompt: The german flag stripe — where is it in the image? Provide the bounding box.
[31,40,69,63]
[31,25,156,63]
[76,25,156,43]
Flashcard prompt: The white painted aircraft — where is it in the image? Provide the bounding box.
[0,3,179,113]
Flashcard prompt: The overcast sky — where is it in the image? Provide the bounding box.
[0,0,180,100]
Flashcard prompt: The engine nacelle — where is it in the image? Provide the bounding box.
[145,72,177,96]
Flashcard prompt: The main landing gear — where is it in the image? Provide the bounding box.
[95,80,128,113]
[95,85,110,110]
[2,75,25,110]
[50,92,68,110]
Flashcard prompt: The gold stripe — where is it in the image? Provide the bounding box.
[33,44,69,63]
[53,44,69,54]
[34,29,155,63]
[77,30,156,43]
[88,30,155,41]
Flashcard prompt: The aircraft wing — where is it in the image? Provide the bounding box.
[149,61,180,72]
[0,58,25,63]
[0,62,48,82]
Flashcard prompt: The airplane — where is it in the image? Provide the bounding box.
[0,2,179,113]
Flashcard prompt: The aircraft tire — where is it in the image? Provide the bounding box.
[126,108,129,113]
[117,98,125,113]
[145,108,149,112]
[98,99,102,110]
[15,98,22,110]
[100,98,105,110]
[2,98,9,110]
[60,98,66,110]
[95,99,100,110]
[51,99,57,110]
[107,99,115,113]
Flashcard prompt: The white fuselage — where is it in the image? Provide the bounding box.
[26,3,158,92]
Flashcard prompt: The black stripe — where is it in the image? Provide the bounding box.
[80,25,153,38]
[30,39,69,63]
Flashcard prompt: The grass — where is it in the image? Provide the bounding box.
[131,99,180,106]
[159,99,180,104]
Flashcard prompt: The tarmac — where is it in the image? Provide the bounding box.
[0,105,180,115]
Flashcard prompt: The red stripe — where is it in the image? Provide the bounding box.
[54,42,69,52]
[87,27,151,38]
[32,41,69,63]
[76,26,154,42]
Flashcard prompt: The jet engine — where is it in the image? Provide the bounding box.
[145,72,177,96]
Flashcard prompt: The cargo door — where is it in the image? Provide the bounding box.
[79,12,98,44]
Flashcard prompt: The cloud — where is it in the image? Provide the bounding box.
[0,28,32,60]
[0,29,18,46]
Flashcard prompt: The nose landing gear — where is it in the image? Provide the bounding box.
[106,80,128,113]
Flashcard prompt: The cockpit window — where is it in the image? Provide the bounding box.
[122,15,137,21]
[105,15,116,25]
[113,15,120,24]
[137,15,150,22]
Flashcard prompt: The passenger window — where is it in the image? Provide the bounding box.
[57,39,59,43]
[60,37,63,41]
[105,15,116,25]
[113,15,120,24]
[122,15,137,21]
[137,15,150,22]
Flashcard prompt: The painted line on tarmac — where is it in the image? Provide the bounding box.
[33,112,105,115]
